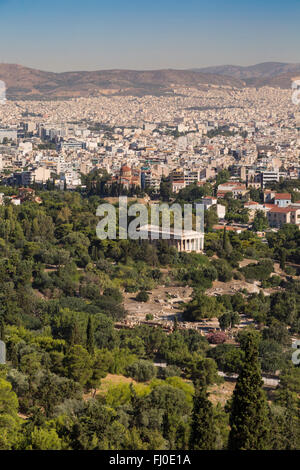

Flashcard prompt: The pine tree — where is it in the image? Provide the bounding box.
[69,316,81,346]
[9,344,19,368]
[175,422,189,450]
[279,248,286,271]
[222,226,227,248]
[129,383,143,429]
[86,316,95,356]
[189,383,216,450]
[228,331,270,450]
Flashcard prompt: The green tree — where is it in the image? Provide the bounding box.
[64,345,93,386]
[34,371,81,417]
[228,332,270,450]
[25,427,63,450]
[0,377,21,449]
[252,210,269,232]
[204,207,218,232]
[127,360,157,382]
[189,384,216,450]
[69,316,82,346]
[279,248,287,271]
[160,178,172,202]
[135,290,149,302]
[86,351,109,397]
[219,312,240,331]
[183,293,226,321]
[0,318,5,341]
[86,316,95,356]
[216,169,230,186]
[219,313,231,331]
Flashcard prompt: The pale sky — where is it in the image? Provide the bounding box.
[0,0,299,72]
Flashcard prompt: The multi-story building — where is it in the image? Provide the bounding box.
[184,170,201,185]
[267,206,300,228]
[264,191,292,207]
[217,182,248,199]
[261,171,279,188]
[274,193,292,208]
[0,128,17,143]
[202,197,226,219]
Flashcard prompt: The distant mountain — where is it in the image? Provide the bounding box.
[243,71,300,89]
[191,62,300,79]
[0,64,244,100]
[1,62,299,100]
[191,62,300,88]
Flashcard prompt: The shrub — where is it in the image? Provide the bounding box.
[212,258,233,282]
[158,365,181,379]
[135,291,149,302]
[240,259,273,281]
[233,271,243,280]
[127,360,157,382]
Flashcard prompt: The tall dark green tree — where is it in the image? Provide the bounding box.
[252,210,269,232]
[189,383,216,450]
[204,207,218,232]
[279,248,287,271]
[160,177,172,202]
[222,226,232,254]
[86,316,95,356]
[0,318,5,341]
[69,316,81,347]
[228,331,270,450]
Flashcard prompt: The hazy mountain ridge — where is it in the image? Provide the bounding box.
[191,62,300,79]
[0,62,299,100]
[191,62,300,88]
[0,64,244,100]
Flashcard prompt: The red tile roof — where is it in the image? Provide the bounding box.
[213,225,246,232]
[269,206,294,213]
[275,193,291,200]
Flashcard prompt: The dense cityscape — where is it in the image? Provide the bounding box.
[0,85,299,195]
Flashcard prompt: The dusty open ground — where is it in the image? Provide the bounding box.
[121,259,286,332]
[208,381,236,406]
[122,278,256,331]
[84,374,138,399]
[123,285,193,323]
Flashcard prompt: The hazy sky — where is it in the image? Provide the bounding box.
[0,0,299,72]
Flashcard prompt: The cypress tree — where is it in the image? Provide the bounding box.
[0,318,5,341]
[69,316,81,346]
[86,316,95,356]
[189,383,216,450]
[176,423,188,450]
[10,344,19,368]
[228,331,270,450]
[222,226,232,254]
[279,248,286,271]
[222,226,227,249]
